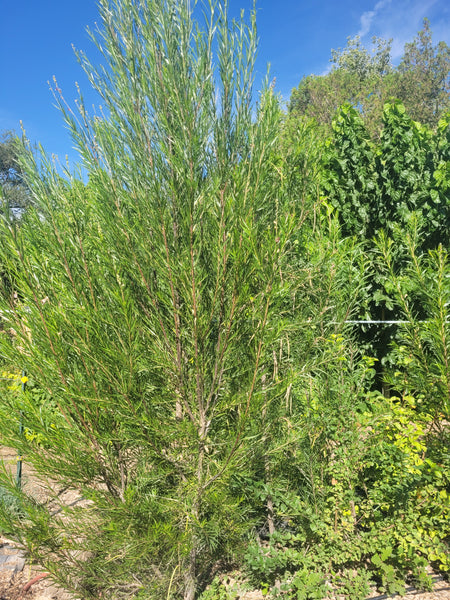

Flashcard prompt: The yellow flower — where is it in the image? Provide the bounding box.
[21,376,29,384]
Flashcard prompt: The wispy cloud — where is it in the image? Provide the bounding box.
[358,0,392,37]
[353,0,446,63]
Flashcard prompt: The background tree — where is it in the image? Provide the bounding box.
[330,34,392,80]
[0,130,30,214]
[289,35,393,137]
[288,20,450,137]
[397,18,450,126]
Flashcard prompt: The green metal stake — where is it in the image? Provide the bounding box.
[16,370,26,489]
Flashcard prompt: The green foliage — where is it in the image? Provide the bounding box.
[198,575,244,600]
[242,395,448,596]
[239,332,449,598]
[0,3,448,599]
[0,485,24,522]
[378,226,450,421]
[323,104,379,239]
[324,100,450,246]
[320,99,450,384]
[289,33,393,135]
[379,101,450,249]
[289,70,364,131]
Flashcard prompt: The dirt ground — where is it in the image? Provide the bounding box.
[1,568,448,600]
[0,566,73,600]
[1,446,449,600]
[0,445,74,600]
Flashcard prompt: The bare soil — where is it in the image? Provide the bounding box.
[0,566,73,600]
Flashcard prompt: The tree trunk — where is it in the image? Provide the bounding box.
[184,548,197,600]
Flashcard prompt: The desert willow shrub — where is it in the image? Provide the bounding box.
[0,0,310,598]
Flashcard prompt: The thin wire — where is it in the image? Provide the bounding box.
[344,320,410,325]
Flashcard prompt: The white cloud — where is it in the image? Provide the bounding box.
[352,0,449,64]
[358,0,392,37]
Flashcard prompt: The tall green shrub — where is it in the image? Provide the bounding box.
[323,100,450,247]
[378,225,450,421]
[322,101,450,387]
[0,1,308,598]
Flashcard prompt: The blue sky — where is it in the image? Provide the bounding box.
[1,0,449,163]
